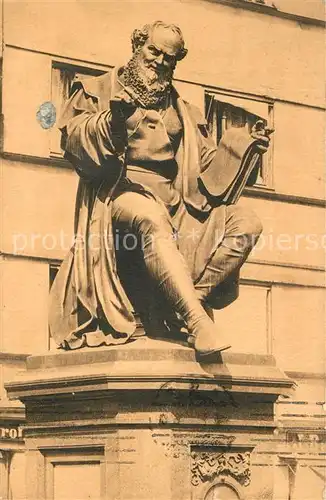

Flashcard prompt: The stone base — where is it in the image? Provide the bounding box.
[6,338,294,500]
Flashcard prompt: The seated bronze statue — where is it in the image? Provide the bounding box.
[49,21,271,356]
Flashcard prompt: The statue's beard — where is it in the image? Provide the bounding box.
[122,51,174,108]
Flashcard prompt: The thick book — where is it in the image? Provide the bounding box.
[199,127,261,205]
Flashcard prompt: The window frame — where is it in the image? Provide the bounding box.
[50,61,108,159]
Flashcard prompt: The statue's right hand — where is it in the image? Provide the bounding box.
[110,88,138,117]
[109,87,139,152]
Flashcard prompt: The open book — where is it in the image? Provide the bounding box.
[199,127,261,205]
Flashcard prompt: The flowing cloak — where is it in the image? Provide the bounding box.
[49,68,257,349]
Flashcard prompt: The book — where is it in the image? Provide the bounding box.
[199,126,261,205]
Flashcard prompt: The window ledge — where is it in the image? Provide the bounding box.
[244,186,326,207]
[238,0,277,9]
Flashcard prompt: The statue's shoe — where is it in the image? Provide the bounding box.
[165,313,188,337]
[187,329,231,357]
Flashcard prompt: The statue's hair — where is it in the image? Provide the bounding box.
[131,21,188,61]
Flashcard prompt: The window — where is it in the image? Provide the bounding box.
[50,62,107,157]
[205,91,274,188]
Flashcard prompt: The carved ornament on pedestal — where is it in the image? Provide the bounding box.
[191,450,251,487]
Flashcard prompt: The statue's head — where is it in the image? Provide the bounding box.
[131,21,188,67]
[123,21,188,107]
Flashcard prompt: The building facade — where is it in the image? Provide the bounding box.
[0,1,325,499]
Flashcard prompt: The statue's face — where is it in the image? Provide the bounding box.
[123,25,182,106]
[138,26,182,77]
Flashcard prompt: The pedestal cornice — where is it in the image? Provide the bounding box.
[5,338,294,402]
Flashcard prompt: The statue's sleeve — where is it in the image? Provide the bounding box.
[59,86,124,180]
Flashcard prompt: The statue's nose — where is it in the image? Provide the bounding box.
[155,53,164,65]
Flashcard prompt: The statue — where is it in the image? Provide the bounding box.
[49,21,272,356]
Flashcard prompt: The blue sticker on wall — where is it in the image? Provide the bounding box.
[36,101,56,129]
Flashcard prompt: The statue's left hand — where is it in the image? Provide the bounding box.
[251,120,274,154]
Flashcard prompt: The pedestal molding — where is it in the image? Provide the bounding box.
[6,341,295,402]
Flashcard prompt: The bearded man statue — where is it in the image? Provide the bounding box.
[49,21,270,356]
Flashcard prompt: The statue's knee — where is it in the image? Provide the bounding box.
[136,209,170,236]
[112,194,170,236]
[240,216,263,252]
[247,215,263,240]
[232,206,263,239]
[227,206,263,251]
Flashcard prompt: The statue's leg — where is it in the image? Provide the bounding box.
[111,192,231,355]
[195,205,263,303]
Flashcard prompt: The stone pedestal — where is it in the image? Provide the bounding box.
[6,338,294,500]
